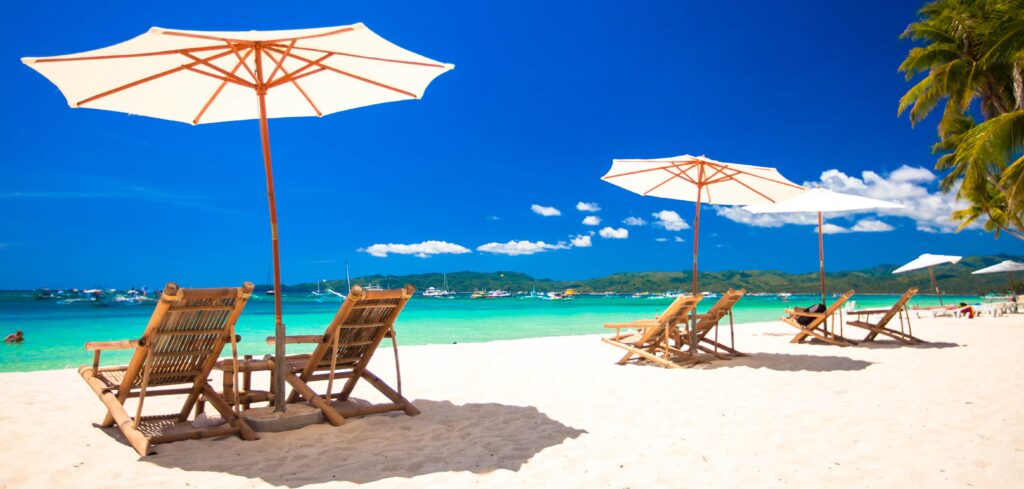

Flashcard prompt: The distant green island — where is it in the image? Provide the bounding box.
[281,254,1023,295]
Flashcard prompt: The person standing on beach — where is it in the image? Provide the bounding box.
[4,330,24,343]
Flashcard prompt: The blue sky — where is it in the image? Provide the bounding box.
[1,0,1020,289]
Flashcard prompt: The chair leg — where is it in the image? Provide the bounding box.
[361,369,420,416]
[201,383,258,441]
[80,368,151,456]
[283,372,346,426]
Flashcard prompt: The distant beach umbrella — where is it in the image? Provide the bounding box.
[22,24,453,411]
[742,188,903,304]
[893,253,962,305]
[602,154,804,359]
[972,260,1024,296]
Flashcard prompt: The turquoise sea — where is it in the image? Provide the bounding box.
[0,291,981,372]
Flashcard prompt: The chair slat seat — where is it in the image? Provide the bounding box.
[846,288,924,344]
[601,295,703,368]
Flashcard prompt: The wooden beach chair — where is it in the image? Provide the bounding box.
[602,296,703,368]
[846,288,924,344]
[79,282,257,456]
[783,290,857,346]
[679,289,747,359]
[267,284,419,426]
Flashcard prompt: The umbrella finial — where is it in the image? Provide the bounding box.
[149,27,166,35]
[20,57,36,65]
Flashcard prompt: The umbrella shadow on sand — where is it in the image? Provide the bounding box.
[699,353,873,372]
[854,341,960,350]
[142,399,585,486]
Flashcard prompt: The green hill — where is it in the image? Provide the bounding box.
[281,254,1024,295]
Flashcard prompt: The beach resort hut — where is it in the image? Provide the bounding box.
[22,25,453,410]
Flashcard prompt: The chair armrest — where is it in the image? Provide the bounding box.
[85,339,141,351]
[266,334,325,345]
[787,310,826,318]
[848,308,890,316]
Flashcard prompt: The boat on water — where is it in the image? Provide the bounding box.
[701,291,719,299]
[777,292,792,302]
[486,290,512,298]
[470,290,487,299]
[520,286,545,299]
[423,273,455,298]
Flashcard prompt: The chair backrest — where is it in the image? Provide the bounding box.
[876,288,918,325]
[315,284,416,372]
[817,290,856,325]
[655,296,703,327]
[121,282,253,390]
[695,289,746,331]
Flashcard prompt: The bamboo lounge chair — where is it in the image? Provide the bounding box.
[266,284,419,426]
[79,282,257,456]
[846,287,924,344]
[602,295,703,368]
[783,290,857,346]
[679,289,747,359]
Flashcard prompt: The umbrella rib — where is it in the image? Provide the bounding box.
[29,44,229,63]
[265,46,418,99]
[262,49,322,116]
[266,53,332,88]
[603,161,697,180]
[265,40,297,85]
[263,26,357,44]
[271,44,449,69]
[179,51,255,88]
[193,47,253,124]
[725,172,776,203]
[184,65,253,88]
[642,167,687,196]
[703,161,804,190]
[76,48,236,107]
[226,43,258,84]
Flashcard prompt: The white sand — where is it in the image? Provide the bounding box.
[1,316,1022,488]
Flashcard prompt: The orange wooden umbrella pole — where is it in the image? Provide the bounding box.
[818,211,826,305]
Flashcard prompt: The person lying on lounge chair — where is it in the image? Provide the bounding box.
[957,302,975,319]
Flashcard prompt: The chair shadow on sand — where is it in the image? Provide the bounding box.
[700,352,873,372]
[122,399,585,486]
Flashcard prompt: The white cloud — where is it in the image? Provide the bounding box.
[599,227,629,239]
[360,240,471,258]
[477,240,569,256]
[582,215,601,226]
[486,215,500,221]
[817,219,897,235]
[715,165,973,233]
[570,234,593,247]
[531,204,561,217]
[851,218,896,232]
[652,210,690,231]
[674,236,685,243]
[820,223,851,235]
[576,201,601,212]
[623,216,647,226]
[655,237,668,242]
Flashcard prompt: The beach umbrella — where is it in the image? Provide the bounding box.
[892,253,962,305]
[602,154,804,357]
[22,24,453,411]
[972,260,1024,296]
[742,188,903,304]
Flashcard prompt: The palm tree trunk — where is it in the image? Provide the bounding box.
[1013,62,1023,110]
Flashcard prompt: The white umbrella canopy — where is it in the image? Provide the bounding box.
[22,24,452,411]
[972,260,1024,274]
[893,253,962,274]
[21,24,454,124]
[603,154,803,361]
[893,253,962,305]
[742,188,904,303]
[603,154,805,205]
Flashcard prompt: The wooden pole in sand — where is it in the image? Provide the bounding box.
[255,44,287,412]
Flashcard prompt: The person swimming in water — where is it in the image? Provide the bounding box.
[4,330,24,343]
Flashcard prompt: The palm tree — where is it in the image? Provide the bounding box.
[899,0,1024,240]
